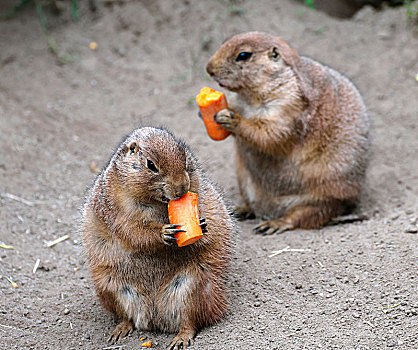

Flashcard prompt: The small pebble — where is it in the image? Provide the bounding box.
[254,301,261,307]
[386,339,397,347]
[390,213,400,221]
[64,308,70,315]
[405,226,418,234]
[377,32,391,40]
[84,333,90,340]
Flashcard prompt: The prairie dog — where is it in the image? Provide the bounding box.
[81,127,234,349]
[206,32,369,234]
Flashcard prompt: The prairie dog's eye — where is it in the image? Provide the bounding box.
[270,47,280,61]
[146,159,158,173]
[236,52,252,62]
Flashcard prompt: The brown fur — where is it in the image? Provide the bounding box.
[206,32,369,234]
[81,127,234,349]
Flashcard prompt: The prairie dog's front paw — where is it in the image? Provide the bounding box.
[161,224,185,245]
[214,109,240,131]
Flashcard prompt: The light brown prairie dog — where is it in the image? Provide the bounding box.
[206,32,369,234]
[81,127,234,349]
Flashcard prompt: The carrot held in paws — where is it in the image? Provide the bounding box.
[196,87,231,141]
[168,192,203,247]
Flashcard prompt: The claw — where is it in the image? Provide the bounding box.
[167,224,182,229]
[262,228,277,236]
[199,217,208,233]
[164,235,179,242]
[254,224,269,234]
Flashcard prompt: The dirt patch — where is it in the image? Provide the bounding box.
[0,1,417,349]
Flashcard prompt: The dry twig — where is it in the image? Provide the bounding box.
[1,192,34,206]
[33,259,41,274]
[269,246,312,258]
[0,242,14,250]
[45,234,69,248]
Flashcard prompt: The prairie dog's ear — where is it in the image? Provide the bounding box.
[269,47,280,62]
[273,38,317,111]
[124,141,140,155]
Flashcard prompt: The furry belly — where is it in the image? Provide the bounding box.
[236,142,305,217]
[116,273,194,333]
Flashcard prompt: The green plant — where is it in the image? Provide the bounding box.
[304,0,315,10]
[404,0,418,20]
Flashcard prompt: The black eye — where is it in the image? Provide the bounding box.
[236,52,252,62]
[146,159,158,173]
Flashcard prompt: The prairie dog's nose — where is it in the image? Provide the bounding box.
[174,185,188,199]
[206,61,216,77]
[167,172,190,200]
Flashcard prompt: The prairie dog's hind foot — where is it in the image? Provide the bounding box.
[253,201,346,235]
[233,206,256,221]
[168,327,196,350]
[108,320,134,344]
[253,218,294,235]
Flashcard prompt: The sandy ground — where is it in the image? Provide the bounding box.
[0,1,417,349]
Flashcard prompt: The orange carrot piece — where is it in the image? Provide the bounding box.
[196,87,231,141]
[168,192,203,247]
[141,340,152,347]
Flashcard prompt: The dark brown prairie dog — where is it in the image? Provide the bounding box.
[81,127,233,349]
[206,32,369,234]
